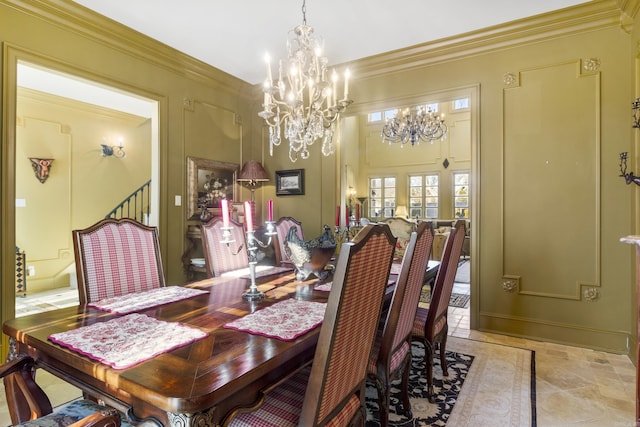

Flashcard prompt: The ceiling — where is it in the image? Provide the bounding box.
[71,0,589,85]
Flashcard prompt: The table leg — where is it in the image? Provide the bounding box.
[168,407,216,427]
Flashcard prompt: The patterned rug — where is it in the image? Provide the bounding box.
[366,342,473,426]
[367,337,536,426]
[420,291,470,308]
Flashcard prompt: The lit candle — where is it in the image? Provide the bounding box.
[245,201,253,232]
[267,199,273,222]
[344,68,350,99]
[336,205,340,227]
[221,199,230,228]
[265,52,273,83]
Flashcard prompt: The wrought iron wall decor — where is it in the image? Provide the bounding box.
[619,152,640,186]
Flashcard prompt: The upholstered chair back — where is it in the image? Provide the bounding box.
[73,218,165,305]
[273,216,304,265]
[200,217,248,277]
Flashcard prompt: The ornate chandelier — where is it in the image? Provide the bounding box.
[381,107,448,146]
[258,0,352,162]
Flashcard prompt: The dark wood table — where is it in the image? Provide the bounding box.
[3,271,329,427]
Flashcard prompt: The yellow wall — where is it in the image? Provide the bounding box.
[258,1,637,353]
[1,0,639,358]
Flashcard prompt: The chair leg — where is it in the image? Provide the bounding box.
[424,339,436,403]
[399,356,413,419]
[374,377,389,427]
[439,325,449,377]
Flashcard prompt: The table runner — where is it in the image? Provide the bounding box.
[224,298,326,341]
[48,313,208,369]
[88,286,208,315]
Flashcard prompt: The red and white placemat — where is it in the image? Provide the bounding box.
[224,298,326,341]
[88,286,208,315]
[314,281,332,292]
[48,313,208,369]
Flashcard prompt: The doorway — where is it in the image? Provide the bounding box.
[14,61,159,313]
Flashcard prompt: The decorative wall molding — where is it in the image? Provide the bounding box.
[582,57,601,72]
[503,72,518,87]
[583,286,601,302]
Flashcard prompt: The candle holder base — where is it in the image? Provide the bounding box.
[242,288,265,301]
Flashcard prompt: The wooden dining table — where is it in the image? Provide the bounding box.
[3,270,332,427]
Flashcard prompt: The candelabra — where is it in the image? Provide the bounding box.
[220,221,277,301]
[334,216,363,245]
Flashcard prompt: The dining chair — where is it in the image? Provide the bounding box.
[1,355,122,427]
[273,216,304,265]
[367,221,434,425]
[225,223,397,427]
[72,218,166,305]
[200,217,249,277]
[411,219,466,402]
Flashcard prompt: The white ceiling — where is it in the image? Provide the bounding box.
[71,0,589,85]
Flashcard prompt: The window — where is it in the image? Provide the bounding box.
[453,97,470,110]
[368,111,382,123]
[369,177,396,218]
[409,174,439,219]
[453,172,470,218]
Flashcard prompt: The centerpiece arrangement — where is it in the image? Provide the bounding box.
[285,225,336,281]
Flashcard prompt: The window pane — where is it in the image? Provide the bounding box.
[426,208,438,218]
[384,177,396,187]
[453,98,469,110]
[410,176,422,186]
[426,175,439,186]
[368,111,382,122]
[409,197,422,207]
[409,187,422,197]
[409,207,422,218]
[371,178,382,188]
[386,188,396,198]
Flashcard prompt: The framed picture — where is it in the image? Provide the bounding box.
[276,169,305,196]
[187,156,239,220]
[230,202,245,223]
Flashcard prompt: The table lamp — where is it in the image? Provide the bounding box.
[237,160,269,202]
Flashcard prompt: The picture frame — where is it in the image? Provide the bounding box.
[187,156,239,220]
[275,169,305,196]
[230,202,245,224]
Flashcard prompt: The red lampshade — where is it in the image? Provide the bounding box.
[237,160,269,185]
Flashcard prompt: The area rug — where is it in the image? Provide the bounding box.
[367,336,536,426]
[420,291,470,308]
[366,343,473,426]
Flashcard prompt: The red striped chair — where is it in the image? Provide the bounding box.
[367,221,434,425]
[273,216,304,265]
[201,217,249,277]
[73,218,165,305]
[411,219,466,402]
[225,223,397,427]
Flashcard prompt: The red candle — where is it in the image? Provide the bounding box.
[345,207,349,226]
[356,204,360,222]
[268,199,273,222]
[221,199,230,228]
[244,201,253,232]
[335,205,340,227]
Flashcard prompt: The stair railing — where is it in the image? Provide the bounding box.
[105,180,151,224]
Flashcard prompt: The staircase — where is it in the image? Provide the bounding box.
[105,180,151,224]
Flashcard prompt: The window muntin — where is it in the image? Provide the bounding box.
[409,174,438,219]
[369,176,396,218]
[453,172,469,218]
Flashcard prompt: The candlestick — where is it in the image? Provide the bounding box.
[245,201,253,232]
[221,199,230,228]
[345,207,349,227]
[335,205,340,227]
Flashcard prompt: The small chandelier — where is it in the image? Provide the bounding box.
[381,107,448,146]
[258,0,352,162]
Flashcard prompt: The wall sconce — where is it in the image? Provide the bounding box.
[101,138,125,158]
[619,152,640,186]
[28,158,54,184]
[633,98,640,128]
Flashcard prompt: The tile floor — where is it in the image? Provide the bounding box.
[2,275,636,426]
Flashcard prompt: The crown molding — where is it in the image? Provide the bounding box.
[3,0,254,99]
[347,0,623,81]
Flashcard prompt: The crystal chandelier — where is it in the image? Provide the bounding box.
[381,107,448,146]
[258,0,352,162]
